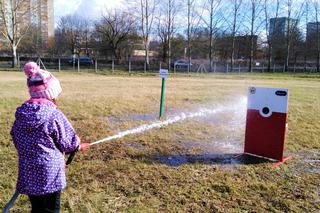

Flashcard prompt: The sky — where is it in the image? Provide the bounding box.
[54,0,125,26]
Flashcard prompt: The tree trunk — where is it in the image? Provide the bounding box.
[12,46,18,68]
[249,1,255,72]
[187,0,191,73]
[145,44,150,72]
[209,0,214,72]
[267,43,272,72]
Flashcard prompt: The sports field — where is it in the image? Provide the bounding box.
[0,71,319,212]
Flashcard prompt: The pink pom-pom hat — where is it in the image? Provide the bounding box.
[24,62,62,100]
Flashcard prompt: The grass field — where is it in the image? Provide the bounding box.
[0,71,319,212]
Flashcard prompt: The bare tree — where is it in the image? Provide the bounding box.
[284,0,305,71]
[57,15,84,56]
[82,19,92,56]
[304,0,309,72]
[95,10,136,61]
[167,0,175,72]
[263,0,280,72]
[201,0,221,72]
[230,0,243,72]
[0,0,36,67]
[187,0,193,73]
[138,0,157,72]
[312,0,320,72]
[157,0,178,71]
[248,0,263,72]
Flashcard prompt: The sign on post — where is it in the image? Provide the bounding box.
[159,69,168,79]
[244,86,291,164]
[159,69,168,118]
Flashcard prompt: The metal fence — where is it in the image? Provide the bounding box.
[0,56,319,73]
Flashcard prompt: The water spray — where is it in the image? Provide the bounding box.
[67,96,248,164]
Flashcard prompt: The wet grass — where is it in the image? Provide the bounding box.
[0,71,319,212]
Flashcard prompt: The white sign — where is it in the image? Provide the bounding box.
[247,86,288,117]
[159,69,169,78]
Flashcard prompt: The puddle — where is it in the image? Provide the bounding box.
[180,140,243,154]
[152,154,270,167]
[289,150,320,175]
[125,142,147,151]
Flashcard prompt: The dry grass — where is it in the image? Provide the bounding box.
[0,71,319,212]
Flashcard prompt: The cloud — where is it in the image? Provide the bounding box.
[54,0,125,26]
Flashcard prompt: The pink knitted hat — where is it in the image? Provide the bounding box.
[24,62,62,100]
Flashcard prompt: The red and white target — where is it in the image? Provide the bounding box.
[244,86,290,162]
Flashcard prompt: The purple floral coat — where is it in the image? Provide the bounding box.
[11,99,80,195]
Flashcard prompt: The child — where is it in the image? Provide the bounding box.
[10,62,80,212]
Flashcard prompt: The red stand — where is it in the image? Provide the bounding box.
[244,87,291,166]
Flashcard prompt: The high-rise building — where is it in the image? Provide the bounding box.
[0,0,54,48]
[307,22,320,43]
[269,17,298,37]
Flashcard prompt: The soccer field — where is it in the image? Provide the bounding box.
[0,71,319,212]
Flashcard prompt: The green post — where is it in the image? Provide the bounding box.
[159,77,166,118]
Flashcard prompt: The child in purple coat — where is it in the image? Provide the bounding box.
[11,62,80,212]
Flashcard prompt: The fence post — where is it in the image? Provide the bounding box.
[129,59,131,73]
[95,58,98,72]
[112,58,115,73]
[213,62,216,73]
[77,56,80,72]
[226,63,229,73]
[58,58,61,72]
[283,64,285,72]
[273,64,276,72]
[144,61,146,73]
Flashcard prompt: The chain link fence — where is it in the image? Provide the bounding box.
[0,55,319,73]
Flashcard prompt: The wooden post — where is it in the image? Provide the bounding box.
[129,59,131,73]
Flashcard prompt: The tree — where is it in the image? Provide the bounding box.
[0,0,36,67]
[156,0,180,71]
[95,10,136,61]
[201,0,222,72]
[284,0,305,71]
[139,0,157,72]
[248,0,263,72]
[263,0,280,72]
[230,0,243,72]
[312,0,320,72]
[57,15,84,56]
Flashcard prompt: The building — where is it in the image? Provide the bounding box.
[269,17,298,37]
[0,0,54,48]
[307,22,320,43]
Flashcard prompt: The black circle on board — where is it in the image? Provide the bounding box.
[262,107,270,115]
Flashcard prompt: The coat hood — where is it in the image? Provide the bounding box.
[15,101,56,129]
